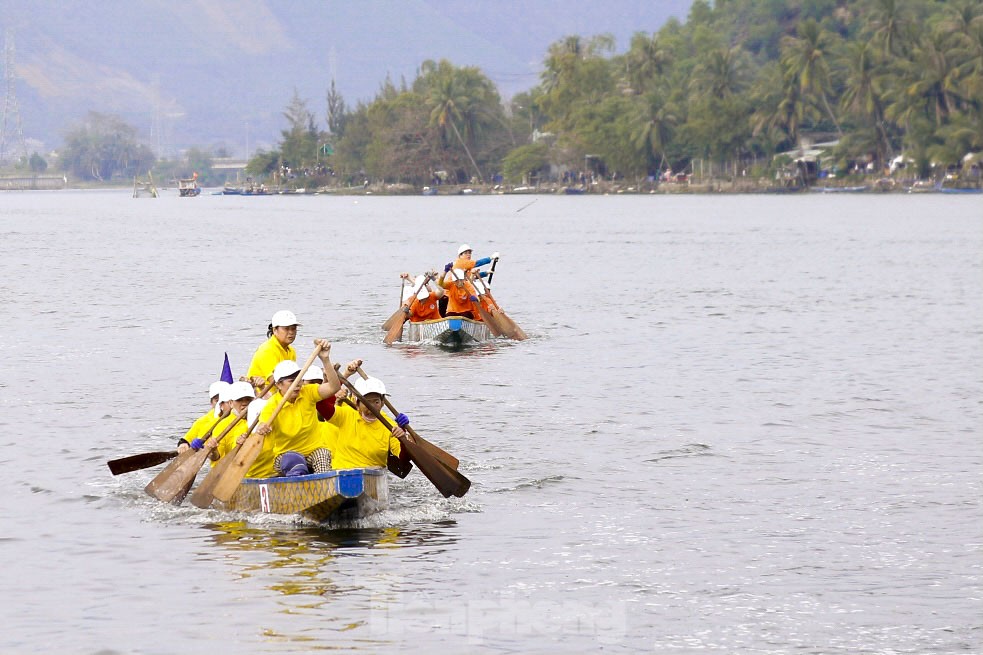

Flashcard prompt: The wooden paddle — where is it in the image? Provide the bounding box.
[144,408,230,503]
[477,262,528,340]
[383,273,434,345]
[185,379,281,509]
[339,375,470,498]
[381,278,412,331]
[208,346,325,504]
[355,366,460,470]
[108,450,178,476]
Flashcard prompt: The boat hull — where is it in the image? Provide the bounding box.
[401,317,491,345]
[214,467,388,522]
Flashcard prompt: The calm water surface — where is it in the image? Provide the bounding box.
[0,190,980,654]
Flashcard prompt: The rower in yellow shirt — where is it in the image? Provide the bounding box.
[252,339,341,476]
[177,380,231,453]
[208,381,257,465]
[329,376,411,470]
[246,310,299,392]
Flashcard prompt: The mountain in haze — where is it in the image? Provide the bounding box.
[0,0,692,159]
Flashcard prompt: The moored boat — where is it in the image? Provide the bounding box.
[178,176,201,196]
[213,467,388,522]
[399,316,491,346]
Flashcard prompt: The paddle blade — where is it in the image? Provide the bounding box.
[145,449,211,504]
[502,312,528,340]
[211,434,265,502]
[189,444,239,509]
[401,437,470,498]
[387,452,414,478]
[383,315,406,344]
[408,429,460,470]
[381,307,404,331]
[108,450,177,475]
[473,302,504,337]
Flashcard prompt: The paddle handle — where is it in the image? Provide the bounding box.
[487,256,499,285]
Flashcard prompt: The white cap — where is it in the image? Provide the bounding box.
[353,376,387,397]
[208,381,230,399]
[227,381,256,401]
[271,310,300,327]
[247,397,268,425]
[457,243,472,255]
[303,365,325,382]
[414,275,429,301]
[272,360,302,382]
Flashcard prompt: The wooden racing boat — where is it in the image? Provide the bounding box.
[399,316,491,346]
[213,467,388,522]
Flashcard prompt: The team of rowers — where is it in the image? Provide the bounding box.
[396,244,501,322]
[173,244,501,480]
[177,312,409,479]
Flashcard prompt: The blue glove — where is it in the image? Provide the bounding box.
[469,295,478,303]
[444,262,453,272]
[190,438,205,451]
[395,412,410,428]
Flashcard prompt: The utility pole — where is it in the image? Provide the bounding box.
[0,29,28,163]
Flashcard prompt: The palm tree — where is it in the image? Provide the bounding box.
[867,0,910,57]
[839,41,892,163]
[625,33,671,95]
[630,91,676,174]
[690,47,745,100]
[426,69,483,183]
[780,19,843,136]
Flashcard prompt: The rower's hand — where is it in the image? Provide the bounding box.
[343,359,362,376]
[313,338,331,355]
[256,422,272,437]
[391,425,409,441]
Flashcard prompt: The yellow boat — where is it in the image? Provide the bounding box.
[214,467,388,522]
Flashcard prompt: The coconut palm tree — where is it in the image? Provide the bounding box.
[839,41,892,163]
[427,73,483,183]
[780,19,843,136]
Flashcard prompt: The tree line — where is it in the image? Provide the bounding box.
[33,0,983,186]
[254,0,981,187]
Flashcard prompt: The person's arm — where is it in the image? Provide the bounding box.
[314,339,340,400]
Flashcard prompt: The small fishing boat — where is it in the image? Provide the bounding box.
[178,176,201,197]
[213,467,388,522]
[399,316,491,346]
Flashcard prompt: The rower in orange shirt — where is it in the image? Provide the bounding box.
[407,272,445,322]
[441,245,499,319]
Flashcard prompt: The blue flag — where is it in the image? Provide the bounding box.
[220,352,234,384]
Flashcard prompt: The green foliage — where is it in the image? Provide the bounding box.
[502,142,550,183]
[247,0,983,187]
[60,112,155,181]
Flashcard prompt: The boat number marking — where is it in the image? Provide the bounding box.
[259,484,271,512]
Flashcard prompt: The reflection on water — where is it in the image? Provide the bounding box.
[204,520,461,598]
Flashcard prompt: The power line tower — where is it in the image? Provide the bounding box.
[0,30,28,163]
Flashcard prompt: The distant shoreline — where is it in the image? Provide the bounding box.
[2,178,980,195]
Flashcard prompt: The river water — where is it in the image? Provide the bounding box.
[0,190,980,654]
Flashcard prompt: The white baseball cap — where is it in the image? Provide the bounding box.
[457,243,472,255]
[226,381,256,401]
[271,310,300,327]
[353,376,387,397]
[414,275,430,301]
[303,365,325,382]
[208,381,230,399]
[272,360,302,382]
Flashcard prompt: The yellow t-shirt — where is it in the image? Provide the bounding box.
[213,413,249,462]
[182,409,219,443]
[246,335,296,384]
[329,402,401,469]
[259,385,334,458]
